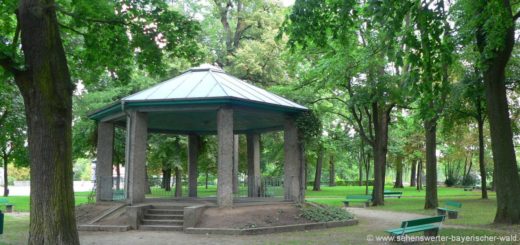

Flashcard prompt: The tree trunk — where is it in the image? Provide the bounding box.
[162,168,172,191]
[329,155,336,186]
[477,110,488,199]
[359,139,365,187]
[312,145,323,191]
[205,169,209,189]
[417,159,423,191]
[410,160,417,187]
[424,119,438,209]
[15,0,80,243]
[358,156,363,186]
[365,152,371,195]
[2,155,8,197]
[371,103,390,206]
[175,167,182,197]
[467,158,473,178]
[145,166,151,194]
[115,163,121,190]
[394,157,403,188]
[463,155,468,180]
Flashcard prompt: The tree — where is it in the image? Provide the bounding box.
[445,66,489,198]
[284,0,407,206]
[371,0,454,209]
[0,0,201,243]
[312,144,324,191]
[0,82,28,197]
[455,0,520,224]
[148,136,187,193]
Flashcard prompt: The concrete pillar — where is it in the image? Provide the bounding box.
[96,122,114,201]
[284,118,304,203]
[217,107,234,207]
[232,135,239,194]
[125,111,148,205]
[247,133,261,197]
[188,134,200,197]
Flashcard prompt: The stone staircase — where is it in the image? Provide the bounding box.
[139,205,184,231]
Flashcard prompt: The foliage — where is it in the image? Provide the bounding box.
[295,110,322,143]
[301,204,353,222]
[461,173,477,187]
[73,158,93,181]
[7,164,30,181]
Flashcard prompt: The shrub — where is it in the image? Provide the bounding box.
[301,205,353,222]
[444,176,458,187]
[461,174,477,186]
[7,176,16,186]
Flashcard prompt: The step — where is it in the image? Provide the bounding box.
[146,209,184,215]
[144,214,184,220]
[139,225,184,232]
[151,205,185,210]
[142,219,183,226]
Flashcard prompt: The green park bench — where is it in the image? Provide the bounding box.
[437,201,462,219]
[463,186,474,191]
[0,198,13,212]
[384,190,403,198]
[343,195,372,207]
[385,215,446,238]
[369,190,404,198]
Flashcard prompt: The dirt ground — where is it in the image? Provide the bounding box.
[75,202,121,224]
[78,208,400,245]
[197,204,313,229]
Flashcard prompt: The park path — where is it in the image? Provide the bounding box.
[346,207,428,230]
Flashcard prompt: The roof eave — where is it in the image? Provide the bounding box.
[88,97,307,122]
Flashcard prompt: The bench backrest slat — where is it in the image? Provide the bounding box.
[0,198,8,203]
[400,215,445,228]
[445,201,462,208]
[346,195,372,200]
[383,191,403,195]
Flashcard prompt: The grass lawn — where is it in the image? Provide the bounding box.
[0,186,517,245]
[0,192,91,213]
[305,185,501,226]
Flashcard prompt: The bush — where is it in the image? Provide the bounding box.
[7,176,16,186]
[8,164,30,181]
[444,176,458,187]
[461,174,477,186]
[301,205,353,222]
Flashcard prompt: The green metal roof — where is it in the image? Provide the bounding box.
[88,65,307,134]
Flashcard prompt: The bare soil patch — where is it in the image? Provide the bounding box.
[197,204,314,229]
[75,202,121,225]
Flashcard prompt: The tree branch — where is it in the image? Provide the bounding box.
[308,97,348,105]
[0,54,21,75]
[55,5,126,25]
[58,23,87,35]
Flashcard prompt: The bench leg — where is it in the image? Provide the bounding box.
[448,211,458,219]
[343,202,350,207]
[437,209,446,216]
[363,202,369,208]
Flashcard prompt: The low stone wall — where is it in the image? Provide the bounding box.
[184,219,358,235]
[126,204,151,229]
[77,225,131,232]
[183,204,208,228]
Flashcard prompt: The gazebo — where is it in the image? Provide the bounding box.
[89,64,307,207]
